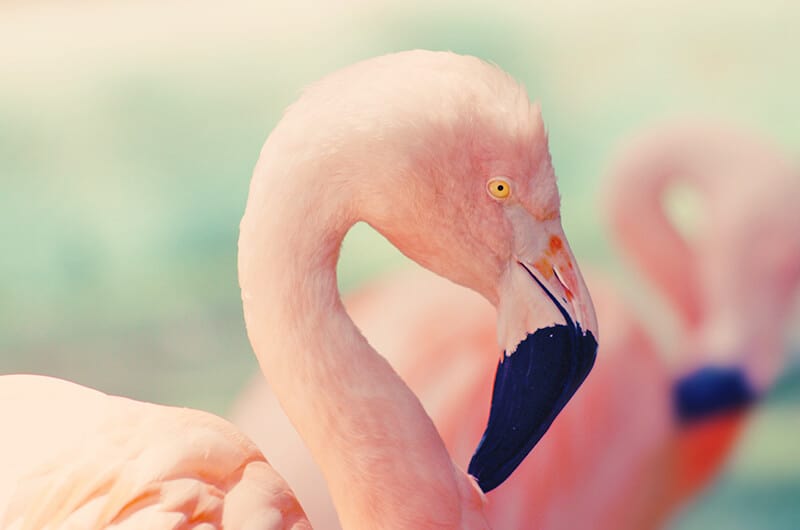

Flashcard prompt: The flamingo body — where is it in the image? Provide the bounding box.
[0,374,310,529]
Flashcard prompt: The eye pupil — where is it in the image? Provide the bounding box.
[497,185,504,191]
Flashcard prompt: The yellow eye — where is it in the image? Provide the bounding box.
[487,178,511,200]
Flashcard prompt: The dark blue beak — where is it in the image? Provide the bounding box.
[468,264,598,493]
[673,365,758,424]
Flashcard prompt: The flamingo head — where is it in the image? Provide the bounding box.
[339,51,600,492]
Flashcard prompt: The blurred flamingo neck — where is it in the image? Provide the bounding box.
[607,146,704,331]
[238,152,468,529]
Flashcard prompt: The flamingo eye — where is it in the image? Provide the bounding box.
[487,178,511,200]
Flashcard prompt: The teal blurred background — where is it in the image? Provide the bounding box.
[1,1,798,527]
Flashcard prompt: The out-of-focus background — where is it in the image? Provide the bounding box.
[1,1,798,527]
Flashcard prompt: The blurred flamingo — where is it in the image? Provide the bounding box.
[0,50,599,529]
[231,121,800,529]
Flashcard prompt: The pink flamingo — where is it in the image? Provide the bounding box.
[0,50,599,528]
[231,121,800,529]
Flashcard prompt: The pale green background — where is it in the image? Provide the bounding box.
[1,1,798,528]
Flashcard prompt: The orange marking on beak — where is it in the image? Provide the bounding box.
[549,236,563,253]
[533,258,554,279]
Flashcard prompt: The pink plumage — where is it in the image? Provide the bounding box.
[0,374,311,529]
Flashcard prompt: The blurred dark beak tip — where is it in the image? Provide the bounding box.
[673,365,758,423]
[468,323,597,492]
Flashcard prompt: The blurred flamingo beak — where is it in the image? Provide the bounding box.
[468,223,598,493]
[672,365,757,424]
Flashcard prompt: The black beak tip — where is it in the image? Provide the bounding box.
[468,323,598,492]
[673,365,758,423]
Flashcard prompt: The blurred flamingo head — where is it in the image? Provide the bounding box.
[603,122,800,422]
[634,126,800,421]
[686,173,800,403]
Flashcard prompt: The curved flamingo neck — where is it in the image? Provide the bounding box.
[238,142,481,529]
[606,140,705,332]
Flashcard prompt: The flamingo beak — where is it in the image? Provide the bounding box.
[671,317,760,424]
[468,222,599,493]
[672,365,757,424]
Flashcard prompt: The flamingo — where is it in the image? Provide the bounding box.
[231,121,800,529]
[0,50,599,529]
